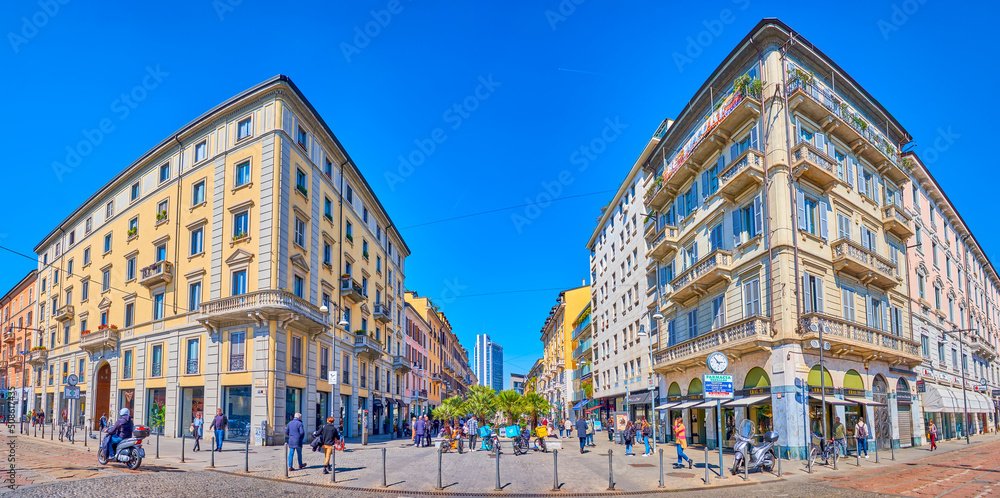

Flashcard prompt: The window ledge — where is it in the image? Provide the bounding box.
[230,235,252,248]
[232,182,253,195]
[188,251,205,262]
[82,262,91,270]
[737,234,763,251]
[126,278,136,284]
[294,188,308,201]
[155,218,169,227]
[798,229,828,246]
[127,234,138,242]
[189,201,207,212]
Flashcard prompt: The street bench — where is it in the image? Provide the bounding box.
[433,437,563,451]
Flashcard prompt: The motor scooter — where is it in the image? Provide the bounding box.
[99,425,150,470]
[731,419,778,475]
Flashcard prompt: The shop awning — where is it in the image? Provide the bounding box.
[690,400,726,409]
[627,392,652,405]
[572,399,589,410]
[670,401,702,410]
[921,384,962,413]
[586,405,603,413]
[654,402,681,411]
[809,395,857,406]
[724,395,771,407]
[845,397,886,407]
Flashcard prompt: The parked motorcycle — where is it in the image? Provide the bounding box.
[731,420,778,475]
[99,425,149,470]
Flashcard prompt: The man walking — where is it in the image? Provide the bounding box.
[285,413,306,471]
[833,417,847,456]
[320,416,340,474]
[209,408,228,452]
[424,415,433,447]
[564,418,573,438]
[466,416,479,451]
[586,418,596,447]
[576,416,588,454]
[414,415,425,447]
[607,415,615,442]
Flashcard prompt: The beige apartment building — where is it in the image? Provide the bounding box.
[1,270,37,422]
[30,75,409,443]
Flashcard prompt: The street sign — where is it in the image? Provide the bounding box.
[63,386,80,400]
[809,340,831,350]
[328,370,338,385]
[703,374,734,399]
[66,374,78,386]
[981,378,988,385]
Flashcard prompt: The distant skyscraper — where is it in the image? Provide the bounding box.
[474,334,503,392]
[510,373,526,394]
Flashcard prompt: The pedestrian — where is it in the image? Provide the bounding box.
[192,411,204,451]
[586,418,595,447]
[285,413,306,471]
[209,408,228,451]
[576,416,588,454]
[466,416,479,452]
[320,416,340,474]
[564,418,572,438]
[99,413,108,433]
[642,418,653,456]
[624,420,635,456]
[856,417,870,458]
[414,415,425,447]
[928,419,937,451]
[607,416,615,442]
[424,416,433,448]
[833,417,847,456]
[361,409,369,446]
[673,416,693,468]
[410,416,418,445]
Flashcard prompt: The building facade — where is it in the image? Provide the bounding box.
[29,75,409,444]
[643,20,924,457]
[473,333,503,392]
[588,132,658,423]
[403,291,471,407]
[510,372,525,394]
[2,270,37,421]
[905,153,1000,442]
[569,303,593,416]
[403,302,430,416]
[538,285,589,423]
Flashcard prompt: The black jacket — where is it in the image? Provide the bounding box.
[107,414,133,439]
[320,423,340,446]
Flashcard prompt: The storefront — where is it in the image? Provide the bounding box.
[285,387,302,422]
[626,390,652,423]
[372,397,383,435]
[223,385,251,441]
[315,391,330,429]
[146,388,167,435]
[118,389,134,414]
[180,387,204,438]
[340,394,351,437]
[896,378,914,447]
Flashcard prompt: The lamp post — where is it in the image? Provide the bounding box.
[943,328,979,445]
[638,312,663,454]
[320,305,350,431]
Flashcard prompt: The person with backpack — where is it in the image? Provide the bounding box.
[641,418,653,456]
[586,418,595,447]
[855,417,870,458]
[623,420,635,456]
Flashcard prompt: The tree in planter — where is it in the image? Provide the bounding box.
[494,390,523,426]
[462,385,498,425]
[521,392,551,428]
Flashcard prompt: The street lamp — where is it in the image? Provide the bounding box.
[320,305,350,430]
[639,311,664,453]
[943,327,979,445]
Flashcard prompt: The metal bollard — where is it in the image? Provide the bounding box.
[777,448,782,477]
[181,435,186,463]
[212,438,217,469]
[659,448,664,488]
[607,449,615,491]
[495,445,501,491]
[705,444,709,484]
[245,438,250,473]
[381,447,387,487]
[33,423,36,438]
[552,450,559,492]
[331,442,337,483]
[282,443,287,478]
[436,449,443,490]
[744,447,748,481]
[891,441,895,461]
[156,432,160,458]
[874,438,879,463]
[833,447,838,470]
[856,446,860,467]
[808,451,813,474]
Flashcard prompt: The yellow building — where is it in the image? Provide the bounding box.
[537,285,589,422]
[31,75,410,443]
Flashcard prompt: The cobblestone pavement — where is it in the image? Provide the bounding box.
[7,427,1000,496]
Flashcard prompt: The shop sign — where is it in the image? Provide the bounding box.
[917,380,926,393]
[739,387,771,396]
[844,388,866,397]
[809,386,834,394]
[897,392,912,403]
[703,374,734,399]
[992,389,1000,396]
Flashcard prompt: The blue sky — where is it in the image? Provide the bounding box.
[1,1,997,388]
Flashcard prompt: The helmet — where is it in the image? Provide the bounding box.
[119,408,130,417]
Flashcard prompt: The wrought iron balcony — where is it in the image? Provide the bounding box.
[670,250,733,303]
[647,225,680,262]
[653,316,772,371]
[717,148,764,202]
[229,354,245,371]
[443,361,454,372]
[53,304,74,323]
[151,362,162,377]
[79,328,120,353]
[431,371,443,384]
[791,142,839,192]
[882,204,913,240]
[831,239,898,291]
[186,359,200,375]
[197,289,328,331]
[373,303,392,323]
[353,332,382,361]
[289,357,302,374]
[139,261,174,288]
[122,365,132,380]
[340,277,365,303]
[392,354,411,373]
[799,313,921,367]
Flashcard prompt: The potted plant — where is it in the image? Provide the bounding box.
[80,330,91,336]
[98,324,108,330]
[127,228,137,237]
[296,184,308,196]
[354,329,367,336]
[341,274,350,279]
[232,232,248,242]
[345,233,353,243]
[362,250,369,259]
[156,210,168,221]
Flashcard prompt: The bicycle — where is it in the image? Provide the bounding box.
[808,434,837,468]
[512,428,530,455]
[482,430,501,456]
[533,430,547,453]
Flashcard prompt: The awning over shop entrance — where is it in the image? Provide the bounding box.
[809,395,856,406]
[690,400,722,409]
[670,400,702,410]
[921,384,961,413]
[724,395,771,407]
[572,399,589,410]
[654,402,681,411]
[627,391,652,405]
[845,397,886,407]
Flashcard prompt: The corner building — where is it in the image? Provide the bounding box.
[32,75,409,444]
[644,20,922,457]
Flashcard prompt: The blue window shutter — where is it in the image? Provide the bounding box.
[815,132,826,155]
[692,182,698,209]
[750,124,759,151]
[794,118,801,145]
[866,297,874,328]
[732,209,742,247]
[882,300,890,332]
[803,273,812,313]
[816,277,825,313]
[857,165,866,196]
[819,198,829,240]
[669,203,676,224]
[847,156,855,187]
[796,190,806,230]
[702,171,710,199]
[717,155,725,171]
[753,195,763,238]
[730,143,739,160]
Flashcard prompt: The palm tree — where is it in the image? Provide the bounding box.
[436,396,464,427]
[462,385,498,424]
[521,392,551,428]
[495,390,523,426]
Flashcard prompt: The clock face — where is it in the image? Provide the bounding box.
[708,353,728,373]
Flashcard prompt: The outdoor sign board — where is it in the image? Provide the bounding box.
[703,374,734,399]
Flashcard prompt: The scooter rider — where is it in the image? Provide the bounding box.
[104,408,134,460]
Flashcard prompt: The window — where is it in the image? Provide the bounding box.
[81,280,89,301]
[65,289,72,305]
[54,270,59,285]
[85,217,92,234]
[159,162,170,183]
[296,168,307,195]
[376,256,382,273]
[67,259,73,276]
[860,226,877,252]
[842,288,855,322]
[190,227,203,255]
[189,282,202,312]
[103,233,112,253]
[324,197,333,220]
[40,278,45,293]
[127,217,138,237]
[232,270,247,295]
[932,242,939,267]
[744,278,761,317]
[342,353,351,385]
[346,184,353,203]
[124,302,134,328]
[363,207,369,223]
[130,182,140,202]
[192,181,206,205]
[126,256,136,281]
[153,292,165,320]
[106,201,114,219]
[711,295,724,329]
[362,240,369,258]
[235,160,251,187]
[297,127,308,148]
[187,338,200,374]
[687,309,698,339]
[123,350,133,379]
[868,297,886,332]
[237,117,252,140]
[921,334,930,358]
[293,275,304,298]
[230,331,246,371]
[709,223,723,252]
[83,247,90,265]
[152,344,163,377]
[934,285,941,310]
[294,217,306,247]
[233,210,249,239]
[156,200,168,221]
[155,243,166,262]
[324,158,333,178]
[733,195,762,245]
[346,221,353,242]
[290,335,303,374]
[323,242,332,266]
[918,275,926,299]
[102,270,110,292]
[194,140,207,162]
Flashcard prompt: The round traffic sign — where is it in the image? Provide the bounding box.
[66,374,79,386]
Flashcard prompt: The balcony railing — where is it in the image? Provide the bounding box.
[573,338,592,359]
[572,313,592,340]
[653,316,772,370]
[289,357,302,374]
[122,365,132,380]
[443,361,454,372]
[971,335,997,361]
[882,204,913,240]
[79,328,120,353]
[230,353,245,371]
[26,350,47,365]
[831,239,897,291]
[670,250,733,303]
[353,333,382,360]
[373,303,392,323]
[340,277,365,303]
[392,354,411,373]
[186,359,199,375]
[139,261,174,288]
[2,331,14,343]
[151,362,162,377]
[791,142,839,192]
[197,289,328,331]
[717,148,764,201]
[647,225,679,261]
[53,304,75,323]
[799,313,920,364]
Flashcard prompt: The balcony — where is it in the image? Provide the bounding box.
[392,354,411,373]
[799,313,921,367]
[572,313,592,340]
[151,362,162,377]
[653,316,772,371]
[647,225,680,262]
[0,360,6,369]
[2,331,14,343]
[79,329,120,353]
[229,354,245,371]
[197,289,329,332]
[431,371,443,384]
[971,335,997,361]
[187,359,200,375]
[882,204,913,240]
[353,332,382,361]
[717,148,764,202]
[645,178,675,211]
[791,142,840,192]
[670,250,733,303]
[26,350,47,366]
[53,304,74,323]
[418,389,428,400]
[443,361,454,373]
[340,277,365,303]
[831,239,898,291]
[573,338,592,360]
[373,304,392,323]
[139,261,173,288]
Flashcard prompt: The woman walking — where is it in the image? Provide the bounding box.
[673,416,693,468]
[607,416,615,442]
[624,420,635,456]
[928,420,938,451]
[641,418,653,456]
[192,411,204,451]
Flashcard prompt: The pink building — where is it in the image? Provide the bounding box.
[404,303,430,418]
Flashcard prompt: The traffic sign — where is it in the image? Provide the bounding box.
[66,374,79,386]
[63,386,80,400]
[328,370,338,385]
[703,374,734,399]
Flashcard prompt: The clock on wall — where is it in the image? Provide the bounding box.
[707,351,728,373]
